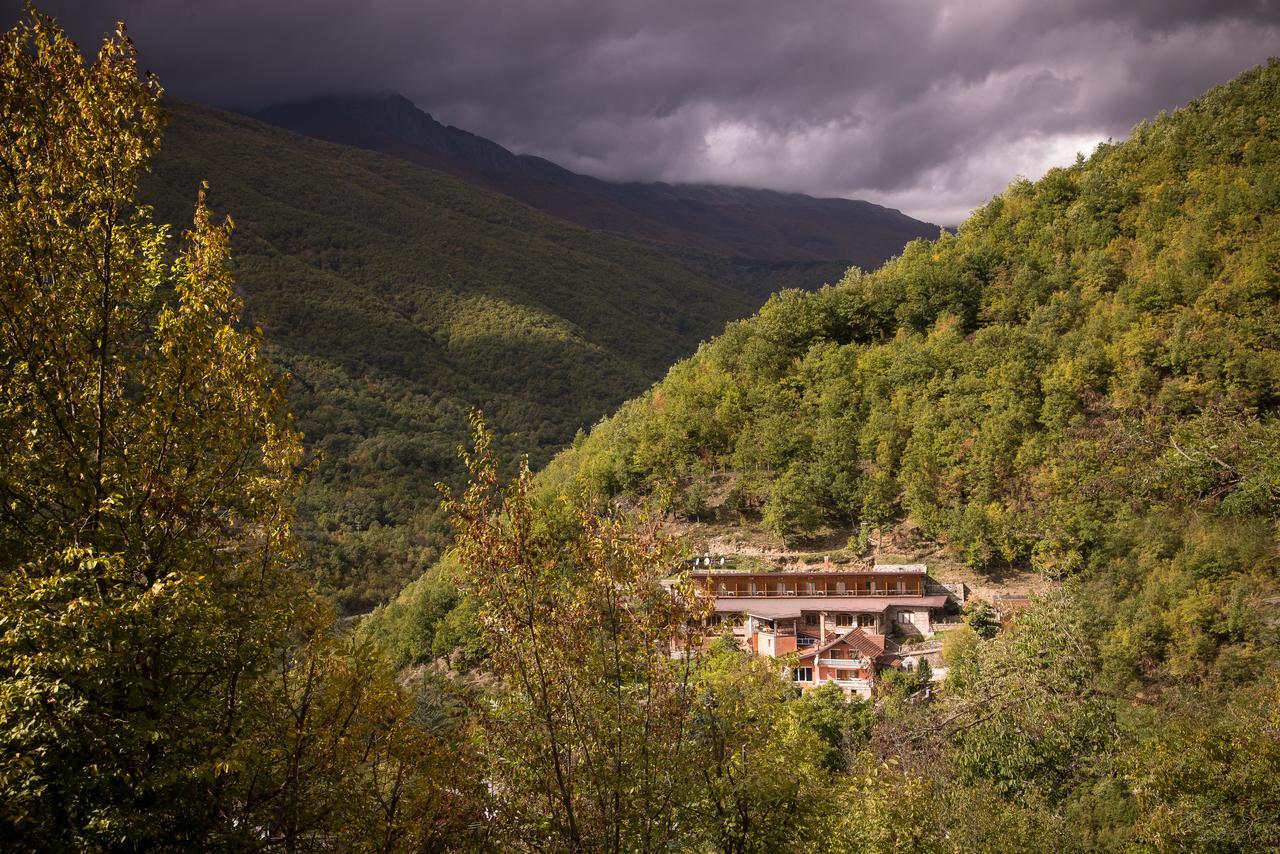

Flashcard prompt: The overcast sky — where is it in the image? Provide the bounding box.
[16,0,1280,224]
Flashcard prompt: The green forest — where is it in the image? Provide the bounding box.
[372,54,1280,850]
[142,100,765,612]
[2,8,1279,852]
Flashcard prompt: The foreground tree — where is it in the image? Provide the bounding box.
[0,12,295,843]
[684,640,833,852]
[0,11,480,847]
[876,590,1114,799]
[1126,673,1280,851]
[444,416,713,851]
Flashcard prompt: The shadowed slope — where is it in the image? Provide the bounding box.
[253,94,940,267]
[144,100,760,611]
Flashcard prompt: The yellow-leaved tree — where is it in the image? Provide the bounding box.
[443,415,714,850]
[0,10,482,849]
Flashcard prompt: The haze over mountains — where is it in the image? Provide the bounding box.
[252,94,940,267]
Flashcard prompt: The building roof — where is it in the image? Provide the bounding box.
[690,563,926,578]
[799,627,886,661]
[714,595,948,619]
[870,563,927,574]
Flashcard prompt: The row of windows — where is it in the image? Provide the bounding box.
[794,667,862,683]
[717,581,914,595]
[803,614,879,628]
[708,611,920,628]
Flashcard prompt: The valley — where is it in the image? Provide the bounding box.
[4,5,1279,848]
[142,101,761,610]
[138,99,935,612]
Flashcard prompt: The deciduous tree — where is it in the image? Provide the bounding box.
[443,414,712,851]
[0,12,478,847]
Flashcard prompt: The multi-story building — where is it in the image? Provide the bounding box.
[688,563,951,698]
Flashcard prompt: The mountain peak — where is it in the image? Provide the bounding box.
[254,92,441,138]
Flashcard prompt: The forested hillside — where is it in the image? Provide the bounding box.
[141,102,762,611]
[372,60,1280,848]
[548,60,1280,574]
[8,8,1280,848]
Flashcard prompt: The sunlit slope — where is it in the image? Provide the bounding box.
[548,60,1280,561]
[368,63,1280,718]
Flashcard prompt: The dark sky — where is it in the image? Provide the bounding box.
[16,0,1280,224]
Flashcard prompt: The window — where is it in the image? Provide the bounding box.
[708,614,722,627]
[898,611,914,624]
[794,667,813,682]
[836,614,853,628]
[804,614,818,627]
[837,670,851,680]
[858,614,876,628]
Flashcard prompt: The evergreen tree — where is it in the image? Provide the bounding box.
[916,657,933,687]
[964,599,1001,640]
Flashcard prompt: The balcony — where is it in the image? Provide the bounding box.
[815,658,870,669]
[712,587,916,598]
[831,678,873,692]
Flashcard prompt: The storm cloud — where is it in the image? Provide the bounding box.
[17,0,1280,224]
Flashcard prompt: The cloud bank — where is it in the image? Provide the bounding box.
[22,0,1280,223]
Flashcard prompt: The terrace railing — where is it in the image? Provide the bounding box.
[710,586,918,598]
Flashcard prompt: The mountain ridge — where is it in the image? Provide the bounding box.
[251,93,939,266]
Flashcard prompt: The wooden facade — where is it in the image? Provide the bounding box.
[693,564,947,698]
[690,566,926,598]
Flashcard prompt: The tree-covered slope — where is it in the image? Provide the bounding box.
[423,60,1280,848]
[542,60,1280,675]
[142,100,762,611]
[551,61,1278,531]
[358,62,1280,849]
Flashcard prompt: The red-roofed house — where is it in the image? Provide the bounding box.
[792,628,886,697]
[689,563,951,698]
